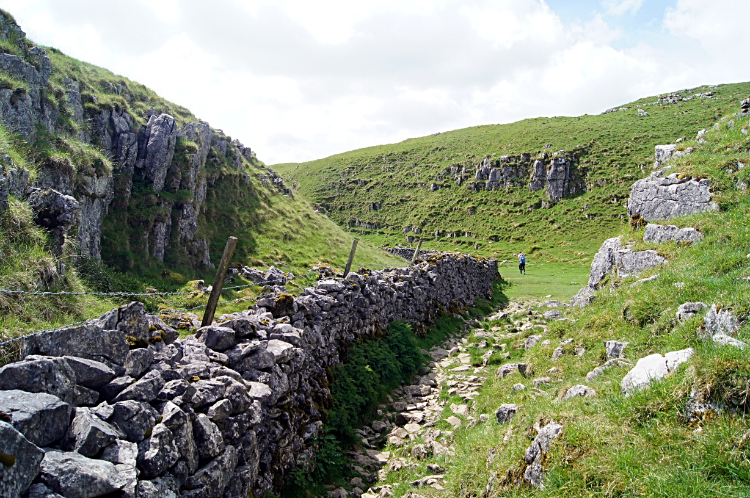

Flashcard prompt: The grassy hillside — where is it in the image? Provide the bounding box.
[0,9,404,349]
[365,110,750,498]
[274,82,750,267]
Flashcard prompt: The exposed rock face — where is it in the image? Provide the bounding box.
[138,114,178,193]
[26,188,80,255]
[455,150,585,202]
[0,154,29,211]
[0,12,267,266]
[628,171,718,221]
[571,237,667,307]
[653,144,677,168]
[523,422,563,488]
[1,252,497,497]
[644,224,703,244]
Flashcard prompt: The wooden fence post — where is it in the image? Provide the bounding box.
[410,239,423,265]
[201,236,238,327]
[343,239,359,277]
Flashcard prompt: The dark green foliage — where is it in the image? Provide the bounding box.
[326,321,422,445]
[283,431,350,498]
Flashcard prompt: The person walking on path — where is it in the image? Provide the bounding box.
[518,252,526,275]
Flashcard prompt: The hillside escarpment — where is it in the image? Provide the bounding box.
[0,10,293,272]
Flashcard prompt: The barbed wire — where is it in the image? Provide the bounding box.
[0,263,411,349]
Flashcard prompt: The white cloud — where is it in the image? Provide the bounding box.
[0,0,749,164]
[605,0,645,16]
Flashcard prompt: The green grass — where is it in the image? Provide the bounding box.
[371,112,750,498]
[502,259,591,302]
[274,82,750,268]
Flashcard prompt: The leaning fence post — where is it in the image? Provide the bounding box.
[343,239,359,277]
[201,236,238,327]
[410,239,423,265]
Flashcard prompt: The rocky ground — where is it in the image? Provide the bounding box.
[326,297,574,498]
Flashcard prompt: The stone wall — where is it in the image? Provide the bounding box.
[382,247,437,261]
[0,252,499,498]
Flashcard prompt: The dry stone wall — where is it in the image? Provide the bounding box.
[0,252,498,498]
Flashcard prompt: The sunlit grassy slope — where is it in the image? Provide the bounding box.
[375,111,750,498]
[274,82,750,276]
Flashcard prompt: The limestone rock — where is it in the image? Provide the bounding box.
[563,385,596,400]
[0,420,45,497]
[621,349,694,395]
[702,305,740,338]
[196,326,236,352]
[139,113,178,192]
[111,400,158,442]
[123,348,154,378]
[0,357,76,404]
[676,302,707,321]
[494,404,518,424]
[182,445,238,498]
[605,341,628,359]
[27,188,80,254]
[38,450,127,498]
[0,389,71,447]
[22,323,129,370]
[63,408,121,457]
[615,249,667,279]
[137,423,180,479]
[644,224,703,244]
[628,172,718,222]
[63,356,116,389]
[523,422,562,488]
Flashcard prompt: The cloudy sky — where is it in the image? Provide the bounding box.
[2,0,749,164]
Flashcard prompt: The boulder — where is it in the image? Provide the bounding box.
[137,423,180,479]
[193,413,225,459]
[494,404,518,424]
[0,390,71,447]
[111,400,158,442]
[644,224,703,244]
[605,341,628,359]
[63,408,121,457]
[628,172,718,222]
[182,445,238,498]
[523,422,563,488]
[563,385,596,400]
[123,348,154,378]
[136,477,180,498]
[38,450,127,498]
[63,356,116,389]
[0,420,45,497]
[161,401,198,474]
[702,305,740,338]
[615,249,667,279]
[196,326,236,352]
[22,324,129,369]
[653,144,677,168]
[676,302,707,321]
[0,357,76,404]
[621,349,694,395]
[113,370,164,403]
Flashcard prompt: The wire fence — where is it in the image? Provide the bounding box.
[0,261,409,350]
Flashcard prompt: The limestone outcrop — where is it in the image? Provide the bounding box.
[628,171,718,222]
[0,252,498,497]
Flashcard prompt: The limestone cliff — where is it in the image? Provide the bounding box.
[0,10,279,271]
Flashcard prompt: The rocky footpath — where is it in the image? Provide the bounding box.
[0,252,498,498]
[325,298,578,498]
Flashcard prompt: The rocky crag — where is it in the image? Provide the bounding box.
[0,11,293,270]
[0,252,498,498]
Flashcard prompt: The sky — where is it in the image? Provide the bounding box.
[1,0,749,164]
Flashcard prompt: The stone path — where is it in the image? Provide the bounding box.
[325,297,570,498]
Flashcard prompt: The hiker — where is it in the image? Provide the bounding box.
[518,252,526,275]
